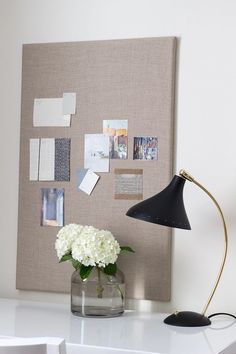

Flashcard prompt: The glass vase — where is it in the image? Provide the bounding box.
[71,267,125,317]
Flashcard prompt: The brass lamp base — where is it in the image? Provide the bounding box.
[164,311,211,327]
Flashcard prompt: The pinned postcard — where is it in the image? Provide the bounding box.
[114,169,143,200]
[33,98,71,127]
[63,92,76,115]
[41,188,64,227]
[133,137,158,160]
[103,120,128,159]
[77,168,100,195]
[84,134,109,172]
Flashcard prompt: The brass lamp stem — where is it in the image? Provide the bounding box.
[179,170,228,316]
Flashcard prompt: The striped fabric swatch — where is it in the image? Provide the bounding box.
[29,138,70,181]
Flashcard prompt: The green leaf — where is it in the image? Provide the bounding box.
[72,259,81,270]
[80,265,93,280]
[59,254,73,263]
[103,263,117,275]
[120,246,135,253]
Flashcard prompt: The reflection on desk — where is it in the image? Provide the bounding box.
[0,298,235,354]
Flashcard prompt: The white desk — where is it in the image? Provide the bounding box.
[0,298,235,354]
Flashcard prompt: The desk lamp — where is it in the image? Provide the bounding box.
[126,170,228,327]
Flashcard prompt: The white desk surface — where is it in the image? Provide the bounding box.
[0,298,235,354]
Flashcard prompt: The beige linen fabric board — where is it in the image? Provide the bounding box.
[17,37,176,301]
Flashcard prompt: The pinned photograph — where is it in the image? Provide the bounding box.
[133,137,158,160]
[114,169,143,200]
[84,134,109,172]
[41,188,64,227]
[103,120,128,159]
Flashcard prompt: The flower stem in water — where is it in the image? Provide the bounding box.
[96,267,104,298]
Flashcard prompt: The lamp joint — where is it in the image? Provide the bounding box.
[179,169,194,182]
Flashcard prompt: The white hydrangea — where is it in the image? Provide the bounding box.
[71,226,120,267]
[55,223,84,259]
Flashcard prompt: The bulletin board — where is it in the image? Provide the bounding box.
[17,37,176,301]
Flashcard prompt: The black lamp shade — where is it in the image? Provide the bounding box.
[126,175,191,230]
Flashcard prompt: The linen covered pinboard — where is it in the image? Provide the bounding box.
[17,37,176,301]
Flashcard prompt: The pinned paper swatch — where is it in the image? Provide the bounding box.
[29,139,40,181]
[33,98,71,127]
[77,169,100,195]
[63,93,76,115]
[30,138,70,181]
[84,134,109,172]
[114,169,143,200]
[39,138,55,181]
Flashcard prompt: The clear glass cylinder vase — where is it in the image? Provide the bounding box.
[71,267,125,317]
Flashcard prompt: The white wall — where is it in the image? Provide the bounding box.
[1,0,236,315]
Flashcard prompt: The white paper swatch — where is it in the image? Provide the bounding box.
[33,98,71,127]
[29,139,40,181]
[77,169,100,195]
[39,138,55,181]
[63,92,76,115]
